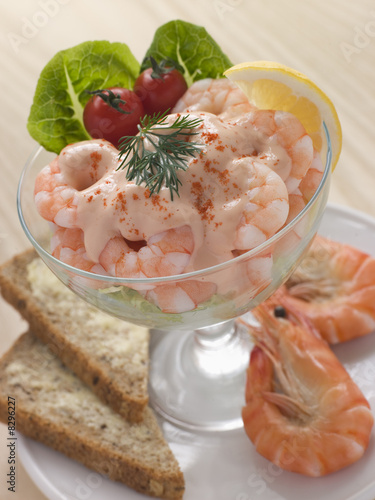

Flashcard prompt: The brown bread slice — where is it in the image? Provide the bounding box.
[0,250,149,422]
[0,332,184,499]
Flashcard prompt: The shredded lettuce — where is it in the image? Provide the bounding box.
[140,20,233,86]
[100,285,234,326]
[27,41,139,154]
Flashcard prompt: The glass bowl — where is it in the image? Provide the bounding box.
[17,125,332,430]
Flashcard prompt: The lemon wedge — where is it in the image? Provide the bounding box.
[224,61,342,170]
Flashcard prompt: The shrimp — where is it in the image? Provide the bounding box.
[34,157,78,228]
[240,252,274,300]
[232,157,289,250]
[34,139,119,228]
[280,235,375,344]
[241,303,374,476]
[174,80,314,195]
[172,78,254,118]
[99,225,194,279]
[286,149,324,224]
[298,149,324,204]
[51,226,108,274]
[232,109,315,195]
[144,280,217,313]
[272,149,325,256]
[271,111,314,194]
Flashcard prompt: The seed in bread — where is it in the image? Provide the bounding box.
[0,332,185,499]
[0,250,149,422]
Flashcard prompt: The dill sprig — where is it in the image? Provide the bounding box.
[117,111,203,200]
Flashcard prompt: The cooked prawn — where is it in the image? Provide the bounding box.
[34,139,119,227]
[236,251,274,301]
[174,80,314,196]
[298,149,324,204]
[51,226,108,274]
[144,279,217,313]
[281,235,375,343]
[34,157,78,228]
[233,157,289,250]
[286,149,324,225]
[172,78,254,118]
[232,109,315,195]
[273,150,325,255]
[99,225,194,279]
[272,111,314,194]
[241,303,374,476]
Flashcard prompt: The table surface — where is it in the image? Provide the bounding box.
[1,1,375,498]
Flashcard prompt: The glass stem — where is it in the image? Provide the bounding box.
[149,319,254,431]
[190,319,252,378]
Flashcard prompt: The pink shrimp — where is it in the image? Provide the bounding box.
[285,149,325,226]
[232,157,289,250]
[172,78,254,118]
[241,303,374,476]
[272,111,315,194]
[244,252,273,296]
[286,150,324,222]
[34,139,119,227]
[51,226,107,274]
[173,79,315,197]
[34,157,78,228]
[228,250,275,305]
[144,280,217,313]
[281,235,375,344]
[232,109,315,195]
[273,149,325,255]
[99,225,194,279]
[298,149,324,203]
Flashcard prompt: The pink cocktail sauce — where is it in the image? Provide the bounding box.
[58,111,293,275]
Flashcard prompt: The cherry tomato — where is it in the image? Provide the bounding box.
[134,68,188,116]
[83,87,144,147]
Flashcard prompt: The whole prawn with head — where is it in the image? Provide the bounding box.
[240,303,374,476]
[280,235,375,343]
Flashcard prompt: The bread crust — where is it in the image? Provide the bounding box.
[0,333,184,499]
[0,249,148,422]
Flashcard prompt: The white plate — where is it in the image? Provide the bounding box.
[18,203,375,500]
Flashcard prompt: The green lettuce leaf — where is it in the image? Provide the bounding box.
[140,20,233,86]
[27,41,140,154]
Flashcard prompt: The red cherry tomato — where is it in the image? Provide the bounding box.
[134,68,188,116]
[83,87,144,147]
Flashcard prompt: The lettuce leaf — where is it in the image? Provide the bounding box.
[27,41,139,154]
[140,20,233,86]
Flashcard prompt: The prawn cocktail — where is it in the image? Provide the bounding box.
[33,77,324,313]
[25,17,375,489]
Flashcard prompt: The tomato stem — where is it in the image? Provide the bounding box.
[85,89,131,114]
[147,56,184,79]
